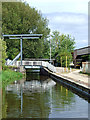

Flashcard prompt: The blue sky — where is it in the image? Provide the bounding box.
[23,0,89,49]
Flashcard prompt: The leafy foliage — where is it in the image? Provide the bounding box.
[2,69,23,87]
[1,38,7,69]
[51,31,75,67]
[2,2,50,59]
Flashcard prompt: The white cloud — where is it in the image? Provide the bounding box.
[44,12,88,27]
[51,14,87,25]
[82,40,88,43]
[44,12,88,48]
[28,0,89,3]
[27,0,89,14]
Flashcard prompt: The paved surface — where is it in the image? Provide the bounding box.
[56,68,90,89]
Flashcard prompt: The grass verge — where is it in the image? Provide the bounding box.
[1,69,23,87]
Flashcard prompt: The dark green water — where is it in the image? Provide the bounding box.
[2,69,88,118]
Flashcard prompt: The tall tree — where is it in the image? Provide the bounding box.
[2,2,50,59]
[51,31,75,67]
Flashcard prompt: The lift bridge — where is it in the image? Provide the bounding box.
[3,34,56,73]
[6,60,56,73]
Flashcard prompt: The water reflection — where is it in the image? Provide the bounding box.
[2,71,88,118]
[3,77,56,118]
[6,78,56,93]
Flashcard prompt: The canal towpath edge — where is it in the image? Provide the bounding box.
[44,67,90,94]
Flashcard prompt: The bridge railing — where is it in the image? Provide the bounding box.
[6,60,56,73]
[15,61,42,66]
[42,61,56,73]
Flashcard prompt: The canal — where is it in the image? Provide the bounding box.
[2,68,89,118]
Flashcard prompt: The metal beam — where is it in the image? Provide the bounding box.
[25,66,40,69]
[21,38,22,66]
[9,37,40,39]
[3,34,43,68]
[3,34,43,37]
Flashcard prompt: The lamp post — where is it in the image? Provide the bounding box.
[21,37,23,66]
[50,36,51,64]
[47,35,52,64]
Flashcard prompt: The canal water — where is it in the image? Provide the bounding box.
[2,68,88,118]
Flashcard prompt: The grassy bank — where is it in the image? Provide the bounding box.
[1,69,23,87]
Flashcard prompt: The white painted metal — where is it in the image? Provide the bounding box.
[25,66,40,69]
[7,52,21,65]
[6,60,56,73]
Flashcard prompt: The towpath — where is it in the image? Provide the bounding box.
[55,68,90,89]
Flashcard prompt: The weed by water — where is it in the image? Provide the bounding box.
[2,69,23,87]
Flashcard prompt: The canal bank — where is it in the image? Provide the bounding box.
[43,67,90,98]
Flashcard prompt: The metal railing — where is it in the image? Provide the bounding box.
[6,53,21,65]
[42,61,56,73]
[6,60,56,73]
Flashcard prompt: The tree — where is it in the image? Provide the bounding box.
[58,49,72,67]
[51,31,75,67]
[51,31,61,58]
[1,38,7,69]
[2,2,50,59]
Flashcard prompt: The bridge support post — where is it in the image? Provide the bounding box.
[20,38,23,66]
[20,66,25,73]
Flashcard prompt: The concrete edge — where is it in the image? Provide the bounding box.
[44,67,90,98]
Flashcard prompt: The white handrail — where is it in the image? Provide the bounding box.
[6,60,56,73]
[42,61,56,73]
[8,52,21,65]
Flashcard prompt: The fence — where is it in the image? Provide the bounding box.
[6,60,56,73]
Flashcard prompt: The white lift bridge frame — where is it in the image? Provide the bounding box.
[3,34,43,66]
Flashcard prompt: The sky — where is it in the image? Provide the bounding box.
[23,0,89,49]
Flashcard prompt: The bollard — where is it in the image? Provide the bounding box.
[70,67,72,72]
[80,66,82,71]
[63,68,64,72]
[66,68,68,72]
